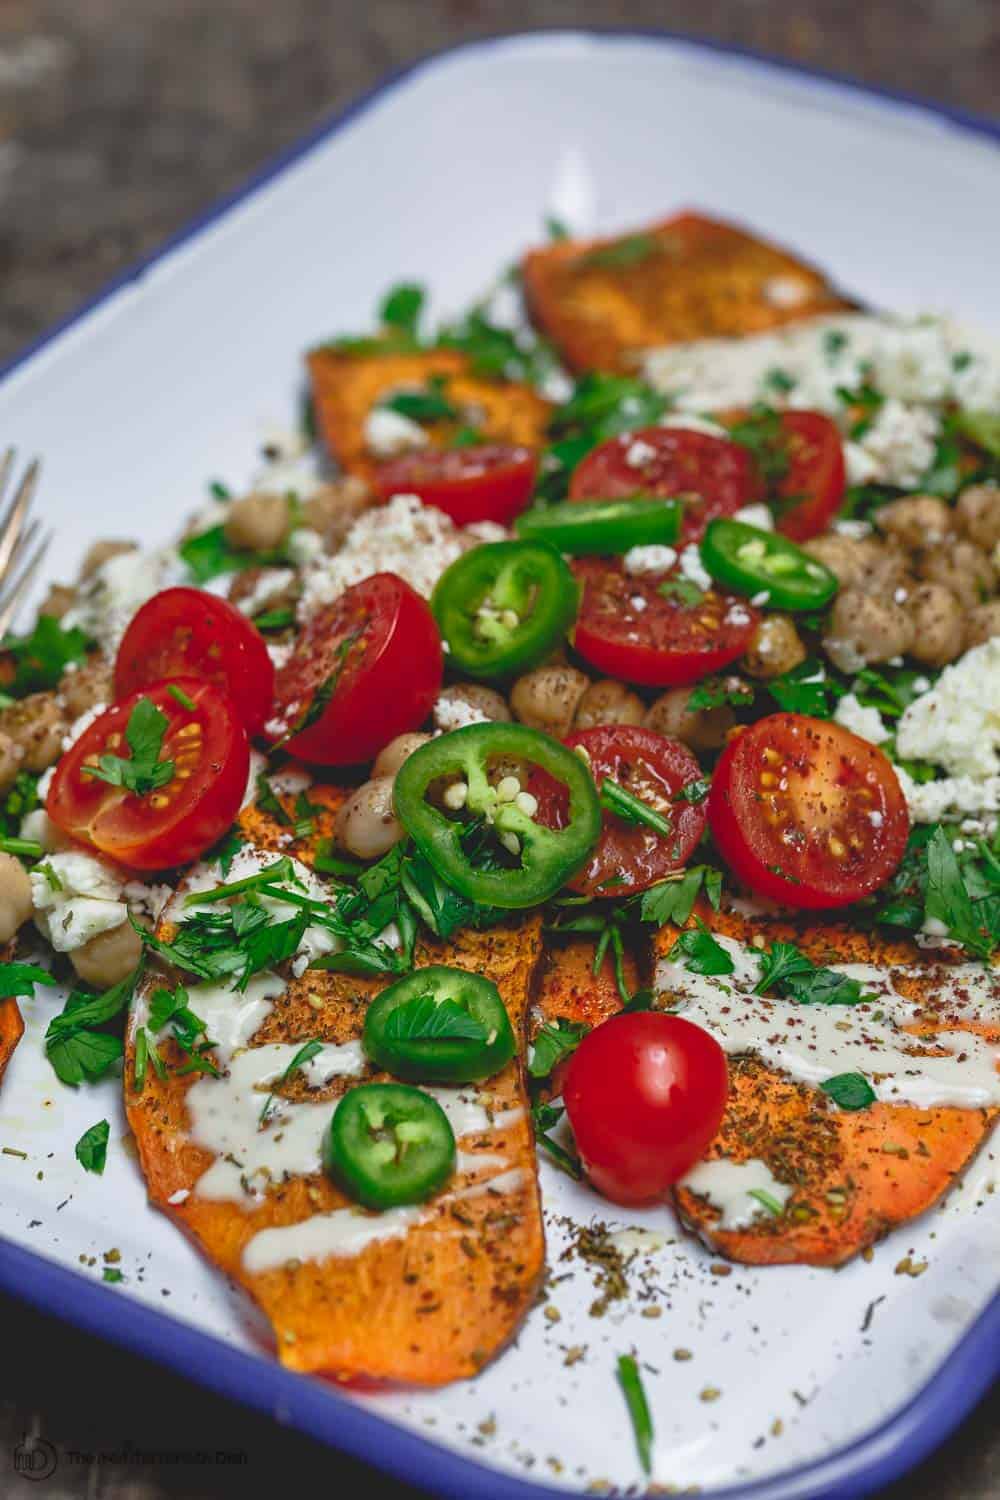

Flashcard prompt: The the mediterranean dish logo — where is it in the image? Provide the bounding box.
[11,1434,247,1480]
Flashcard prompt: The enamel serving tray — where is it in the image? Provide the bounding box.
[1,30,998,1500]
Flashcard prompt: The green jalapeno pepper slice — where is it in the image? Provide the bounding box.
[699,519,839,612]
[324,1082,455,1209]
[363,965,514,1084]
[515,496,682,555]
[393,722,601,909]
[431,540,578,679]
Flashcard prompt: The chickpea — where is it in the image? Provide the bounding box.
[574,679,644,730]
[742,615,806,679]
[510,666,589,738]
[373,732,431,779]
[0,852,31,943]
[955,483,1000,553]
[302,477,373,547]
[70,919,143,990]
[58,656,113,719]
[334,777,405,860]
[823,590,914,671]
[905,583,964,668]
[916,539,995,611]
[800,534,878,590]
[223,493,290,552]
[858,547,914,596]
[0,692,68,772]
[963,600,1000,650]
[874,494,953,550]
[38,582,76,620]
[0,731,24,794]
[19,808,70,854]
[434,683,511,729]
[643,685,737,752]
[78,539,138,582]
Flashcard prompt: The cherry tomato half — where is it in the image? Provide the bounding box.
[774,411,846,542]
[572,557,759,688]
[271,572,442,765]
[375,444,537,526]
[531,726,707,898]
[569,426,762,544]
[564,1013,728,1206]
[708,713,909,909]
[47,678,249,871]
[114,587,275,736]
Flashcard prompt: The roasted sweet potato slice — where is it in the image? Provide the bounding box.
[522,212,856,373]
[655,903,999,1266]
[308,347,552,482]
[532,935,643,1034]
[0,996,23,1085]
[126,787,546,1383]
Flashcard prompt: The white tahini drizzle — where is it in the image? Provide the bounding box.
[654,935,1000,1109]
[680,1157,793,1229]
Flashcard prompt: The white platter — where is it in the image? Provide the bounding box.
[1,29,998,1500]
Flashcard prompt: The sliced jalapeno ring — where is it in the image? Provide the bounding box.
[324,1082,455,1209]
[393,722,601,909]
[363,965,514,1084]
[700,519,839,612]
[515,496,682,555]
[431,540,578,679]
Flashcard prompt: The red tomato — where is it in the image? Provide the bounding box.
[271,572,442,765]
[572,557,759,688]
[569,426,762,544]
[47,679,249,872]
[114,587,276,736]
[531,726,707,898]
[708,713,909,910]
[564,1013,728,1206]
[774,411,846,542]
[375,445,537,526]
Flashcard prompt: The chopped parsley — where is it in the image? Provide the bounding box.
[0,615,91,697]
[45,965,142,1087]
[259,1038,324,1126]
[821,1072,876,1110]
[528,1017,589,1080]
[656,577,704,607]
[531,1099,582,1179]
[687,677,755,713]
[384,993,487,1044]
[754,941,869,1005]
[616,1353,654,1476]
[667,921,734,977]
[0,962,56,999]
[379,282,425,338]
[637,866,722,928]
[578,233,659,271]
[599,778,673,837]
[74,1119,110,1175]
[82,697,175,798]
[380,375,459,426]
[768,658,843,719]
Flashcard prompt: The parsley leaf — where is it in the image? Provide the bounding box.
[531,1099,582,1179]
[82,697,175,798]
[259,1038,324,1125]
[379,282,425,337]
[178,525,253,584]
[924,826,993,960]
[528,1018,589,1080]
[1,615,91,697]
[672,778,710,806]
[75,1119,110,1174]
[821,1072,876,1110]
[667,921,734,976]
[384,993,488,1044]
[656,577,704,607]
[381,376,459,425]
[638,866,722,928]
[768,659,843,718]
[616,1354,654,1477]
[0,962,56,999]
[0,771,40,840]
[578,234,659,271]
[687,677,755,712]
[726,404,790,485]
[754,942,867,1005]
[45,966,141,1087]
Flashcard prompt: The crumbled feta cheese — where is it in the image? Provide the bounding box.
[434,696,489,733]
[235,568,295,617]
[834,693,889,745]
[856,399,939,489]
[678,544,712,592]
[623,544,677,576]
[896,767,1000,824]
[284,527,324,568]
[625,438,658,468]
[61,702,107,753]
[896,639,1000,778]
[297,494,469,619]
[363,407,428,457]
[732,503,774,531]
[843,441,880,487]
[63,546,180,656]
[750,590,771,607]
[832,518,873,540]
[629,595,648,613]
[31,850,127,953]
[659,413,728,438]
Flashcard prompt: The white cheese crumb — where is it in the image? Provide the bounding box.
[834,693,889,745]
[659,413,728,438]
[678,544,712,592]
[363,407,428,457]
[732,503,774,531]
[625,438,658,468]
[434,696,489,733]
[896,639,1000,779]
[61,702,107,753]
[63,546,180,656]
[832,518,873,540]
[31,851,127,953]
[623,544,677,576]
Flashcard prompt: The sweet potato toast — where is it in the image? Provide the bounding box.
[308,347,552,482]
[125,782,547,1384]
[0,996,23,1086]
[655,904,999,1266]
[522,212,856,373]
[532,935,643,1034]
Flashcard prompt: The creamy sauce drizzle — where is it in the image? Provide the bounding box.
[680,1157,793,1229]
[654,935,1000,1109]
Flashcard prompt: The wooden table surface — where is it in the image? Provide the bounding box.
[0,2,997,1496]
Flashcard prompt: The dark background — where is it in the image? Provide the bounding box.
[1,3,998,1496]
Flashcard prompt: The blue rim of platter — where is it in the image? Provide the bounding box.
[0,28,997,1500]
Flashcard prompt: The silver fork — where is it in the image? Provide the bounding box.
[0,450,51,638]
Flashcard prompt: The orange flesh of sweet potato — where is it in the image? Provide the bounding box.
[655,904,998,1266]
[308,348,552,482]
[125,783,546,1383]
[521,212,856,374]
[0,996,23,1085]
